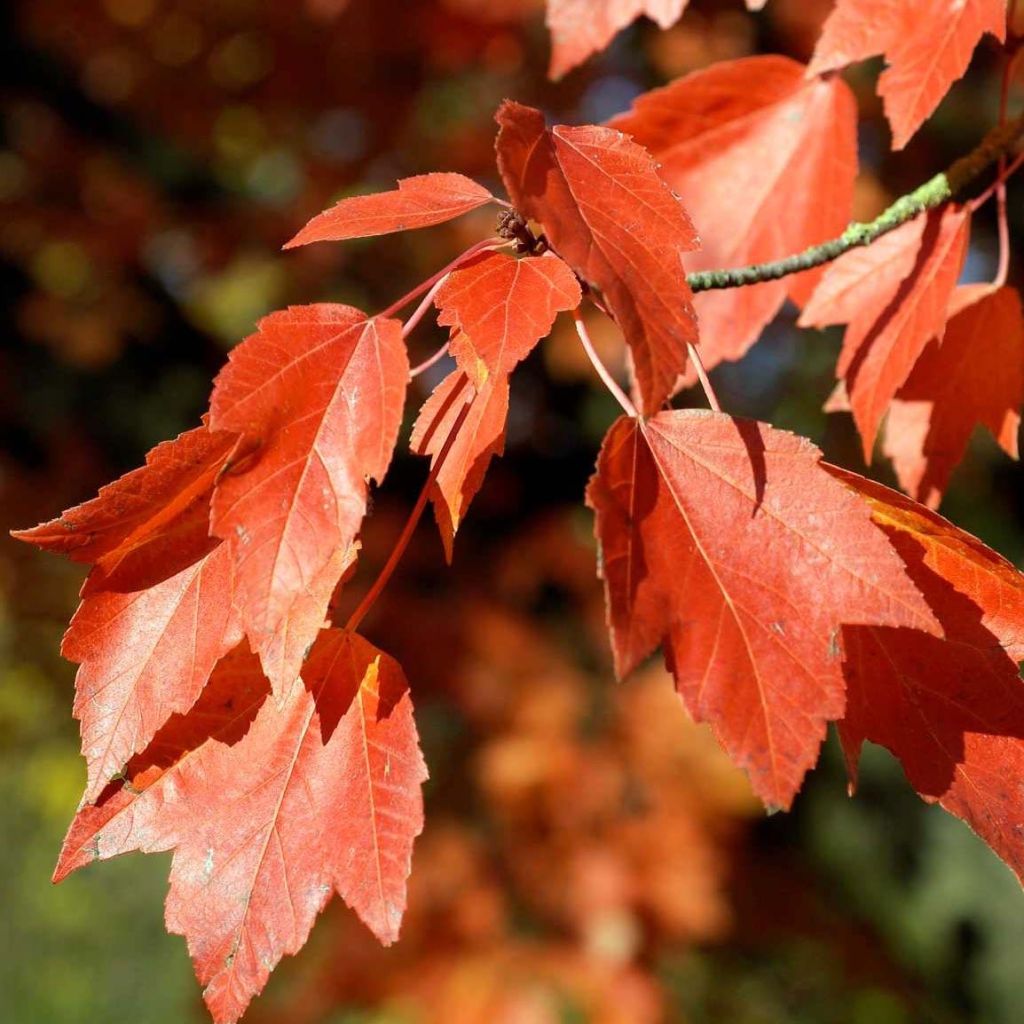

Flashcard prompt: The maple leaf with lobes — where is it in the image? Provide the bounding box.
[436,250,582,386]
[800,206,970,460]
[827,468,1024,886]
[609,55,857,373]
[884,284,1024,507]
[809,0,1007,148]
[57,631,426,1024]
[495,100,699,416]
[208,304,408,695]
[587,409,939,809]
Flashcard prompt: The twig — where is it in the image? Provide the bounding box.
[687,111,1024,293]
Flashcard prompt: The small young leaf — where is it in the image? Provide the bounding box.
[495,100,699,416]
[436,250,581,385]
[284,173,497,248]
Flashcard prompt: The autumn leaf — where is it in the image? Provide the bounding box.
[58,631,426,1024]
[546,0,687,79]
[799,206,970,460]
[284,173,498,248]
[884,284,1024,507]
[609,55,857,371]
[54,643,272,885]
[587,410,939,808]
[436,250,582,386]
[809,0,1006,148]
[411,369,509,560]
[65,543,243,803]
[826,467,1024,885]
[208,304,408,694]
[12,424,236,584]
[495,100,699,416]
[11,425,248,802]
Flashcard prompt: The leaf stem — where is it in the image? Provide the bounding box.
[994,42,1018,287]
[401,274,448,340]
[686,342,721,413]
[410,341,450,378]
[379,237,507,320]
[687,111,1024,293]
[345,383,472,632]
[573,309,638,418]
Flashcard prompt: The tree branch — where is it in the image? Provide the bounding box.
[686,112,1024,293]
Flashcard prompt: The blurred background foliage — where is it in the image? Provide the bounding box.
[2,0,1024,1021]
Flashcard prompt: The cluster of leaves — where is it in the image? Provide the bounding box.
[236,544,754,1024]
[12,2,1024,1022]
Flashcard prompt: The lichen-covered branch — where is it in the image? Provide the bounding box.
[686,112,1024,293]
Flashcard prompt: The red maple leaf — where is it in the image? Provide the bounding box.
[546,0,687,79]
[587,410,939,808]
[827,468,1024,886]
[884,284,1024,507]
[609,55,858,372]
[283,173,498,248]
[208,304,408,693]
[57,631,425,1024]
[495,100,699,416]
[436,250,582,385]
[800,206,971,460]
[410,369,510,560]
[809,0,1007,148]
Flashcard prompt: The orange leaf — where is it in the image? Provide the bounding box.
[209,304,408,693]
[12,424,235,582]
[827,468,1024,885]
[284,173,497,248]
[546,0,687,79]
[610,55,857,370]
[587,410,938,808]
[809,0,1006,148]
[884,284,1024,507]
[410,369,509,560]
[436,250,581,386]
[65,543,243,802]
[495,101,699,416]
[800,206,970,460]
[58,631,426,1024]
